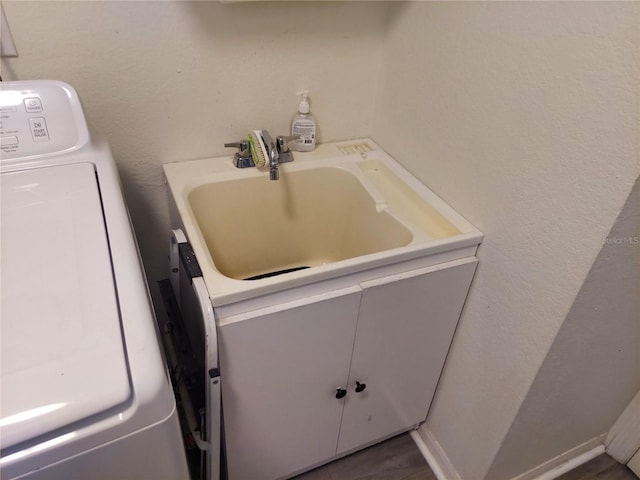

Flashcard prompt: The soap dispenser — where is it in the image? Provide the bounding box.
[291,91,316,152]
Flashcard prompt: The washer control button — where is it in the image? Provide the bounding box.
[29,117,50,141]
[24,97,43,113]
[1,135,19,146]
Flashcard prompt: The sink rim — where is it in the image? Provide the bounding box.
[164,138,483,307]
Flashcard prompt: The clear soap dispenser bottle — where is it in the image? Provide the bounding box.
[291,91,316,152]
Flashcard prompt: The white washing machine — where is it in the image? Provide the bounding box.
[0,80,190,480]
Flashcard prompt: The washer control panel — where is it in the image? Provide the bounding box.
[0,80,90,161]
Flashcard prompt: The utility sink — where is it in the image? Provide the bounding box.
[164,139,482,306]
[188,166,413,281]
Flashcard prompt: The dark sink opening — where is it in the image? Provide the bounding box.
[244,266,310,281]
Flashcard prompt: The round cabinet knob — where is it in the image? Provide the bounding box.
[335,388,347,399]
[355,381,367,393]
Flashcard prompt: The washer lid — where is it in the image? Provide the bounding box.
[1,162,131,450]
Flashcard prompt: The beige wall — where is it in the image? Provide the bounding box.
[486,178,640,478]
[3,2,639,479]
[1,0,389,281]
[372,2,639,479]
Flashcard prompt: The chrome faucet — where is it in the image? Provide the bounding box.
[224,131,297,180]
[261,130,280,181]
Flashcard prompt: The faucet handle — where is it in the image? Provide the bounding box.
[225,139,254,168]
[276,135,300,153]
[224,140,249,152]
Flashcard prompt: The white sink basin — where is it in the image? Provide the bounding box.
[164,139,482,306]
[188,166,413,281]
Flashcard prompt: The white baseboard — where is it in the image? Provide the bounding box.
[410,428,606,480]
[513,436,606,480]
[410,428,461,480]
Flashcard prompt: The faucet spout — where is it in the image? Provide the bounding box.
[261,130,279,181]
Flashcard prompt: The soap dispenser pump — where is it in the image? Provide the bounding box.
[291,90,316,152]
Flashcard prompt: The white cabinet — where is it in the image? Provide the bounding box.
[337,258,478,454]
[218,257,477,480]
[218,287,361,480]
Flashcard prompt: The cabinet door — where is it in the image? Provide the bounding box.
[218,287,361,480]
[337,258,477,454]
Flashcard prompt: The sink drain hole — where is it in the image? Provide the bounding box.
[244,266,310,281]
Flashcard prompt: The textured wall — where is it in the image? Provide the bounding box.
[1,0,389,281]
[372,2,639,478]
[486,179,640,479]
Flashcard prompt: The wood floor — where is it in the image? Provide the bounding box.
[559,453,638,480]
[293,433,637,480]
